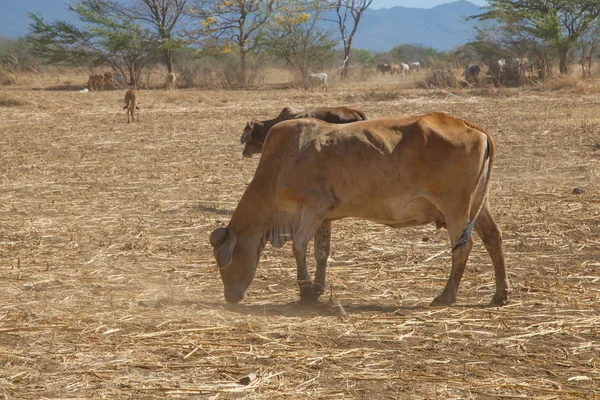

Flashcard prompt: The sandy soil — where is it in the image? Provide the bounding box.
[1,76,599,399]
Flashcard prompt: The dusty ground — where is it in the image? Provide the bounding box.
[1,74,599,399]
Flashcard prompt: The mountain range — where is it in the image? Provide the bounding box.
[1,0,482,51]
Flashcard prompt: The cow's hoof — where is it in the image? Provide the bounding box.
[489,294,510,307]
[299,286,321,304]
[430,296,452,307]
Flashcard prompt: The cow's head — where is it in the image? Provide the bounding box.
[241,119,266,158]
[210,226,259,303]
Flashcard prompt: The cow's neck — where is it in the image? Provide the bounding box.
[229,181,298,250]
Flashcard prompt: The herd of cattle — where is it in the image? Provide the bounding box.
[208,103,511,308]
[376,62,421,77]
[87,71,176,91]
[95,57,559,306]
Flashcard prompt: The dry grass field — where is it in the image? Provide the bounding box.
[1,70,599,399]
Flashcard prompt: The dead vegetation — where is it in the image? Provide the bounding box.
[0,74,599,399]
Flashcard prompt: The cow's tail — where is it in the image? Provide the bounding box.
[451,128,495,253]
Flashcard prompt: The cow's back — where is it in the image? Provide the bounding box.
[258,114,491,220]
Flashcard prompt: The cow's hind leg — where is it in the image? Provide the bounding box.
[312,220,331,298]
[431,211,474,306]
[475,200,510,306]
[293,207,326,302]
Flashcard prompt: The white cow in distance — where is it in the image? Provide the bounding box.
[497,59,506,72]
[307,73,328,91]
[409,62,421,72]
[400,63,410,77]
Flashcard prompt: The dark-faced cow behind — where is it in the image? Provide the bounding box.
[212,112,511,307]
[240,106,369,158]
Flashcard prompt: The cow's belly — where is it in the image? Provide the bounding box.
[328,196,445,228]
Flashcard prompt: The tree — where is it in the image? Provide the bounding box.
[576,17,600,77]
[264,2,337,83]
[327,0,373,79]
[471,0,600,74]
[28,1,161,85]
[185,0,277,84]
[100,0,188,74]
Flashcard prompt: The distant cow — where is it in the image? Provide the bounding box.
[497,59,506,72]
[87,74,104,91]
[241,106,369,158]
[307,73,328,90]
[103,71,114,89]
[123,90,139,123]
[409,62,421,72]
[211,112,510,307]
[462,65,481,84]
[166,72,176,89]
[376,63,393,75]
[516,58,534,78]
[390,64,401,75]
[400,63,410,77]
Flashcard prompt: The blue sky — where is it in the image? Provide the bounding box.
[371,0,487,9]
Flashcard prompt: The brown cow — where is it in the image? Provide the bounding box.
[240,106,369,158]
[376,63,393,75]
[211,112,510,307]
[103,71,114,89]
[123,90,139,123]
[87,74,104,91]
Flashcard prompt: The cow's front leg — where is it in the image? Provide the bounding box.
[312,220,332,299]
[292,208,325,302]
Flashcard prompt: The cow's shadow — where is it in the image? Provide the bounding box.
[197,204,233,216]
[172,298,490,317]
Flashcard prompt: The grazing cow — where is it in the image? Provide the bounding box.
[400,63,410,77]
[166,72,176,89]
[390,64,401,75]
[211,112,510,307]
[497,59,506,72]
[462,65,481,83]
[103,71,114,89]
[376,63,393,75]
[87,74,104,91]
[307,73,328,91]
[409,62,421,72]
[241,106,369,158]
[123,90,139,123]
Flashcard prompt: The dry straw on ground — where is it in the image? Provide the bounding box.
[0,70,599,399]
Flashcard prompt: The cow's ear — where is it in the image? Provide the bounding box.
[241,122,253,144]
[210,227,237,269]
[210,227,227,249]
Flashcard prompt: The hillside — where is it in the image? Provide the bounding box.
[350,1,483,51]
[1,0,483,51]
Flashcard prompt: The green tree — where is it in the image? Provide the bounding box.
[28,1,161,85]
[471,0,600,74]
[185,0,278,84]
[264,2,337,83]
[99,0,188,74]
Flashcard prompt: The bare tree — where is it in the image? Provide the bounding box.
[328,0,373,79]
[102,0,187,74]
[577,18,600,77]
